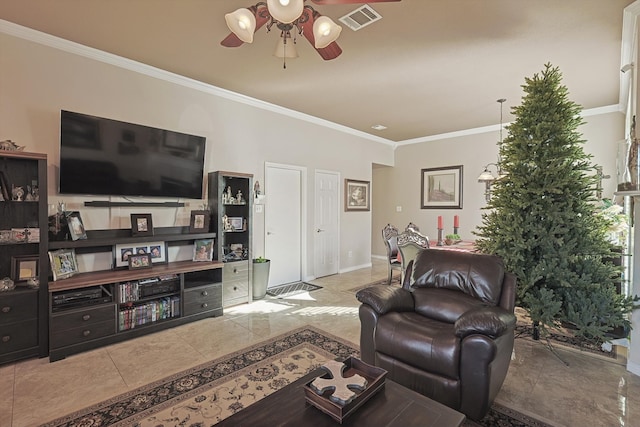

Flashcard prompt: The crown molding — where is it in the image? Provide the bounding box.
[0,19,396,148]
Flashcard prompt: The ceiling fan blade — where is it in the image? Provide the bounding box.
[316,42,342,60]
[220,3,272,48]
[311,0,400,4]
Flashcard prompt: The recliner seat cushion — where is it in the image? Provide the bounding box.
[412,249,505,305]
[375,312,460,379]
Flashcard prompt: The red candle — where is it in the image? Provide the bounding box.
[438,216,443,229]
[454,215,459,228]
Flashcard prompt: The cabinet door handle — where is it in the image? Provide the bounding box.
[1,306,10,313]
[2,335,10,343]
[201,291,208,296]
[233,268,238,273]
[82,314,91,321]
[83,330,91,337]
[201,303,208,308]
[233,286,238,291]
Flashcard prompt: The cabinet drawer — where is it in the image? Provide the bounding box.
[184,284,222,316]
[50,319,116,349]
[0,290,38,325]
[51,305,116,333]
[0,319,38,355]
[223,261,249,280]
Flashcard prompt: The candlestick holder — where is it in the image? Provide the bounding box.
[453,227,459,235]
[437,228,444,246]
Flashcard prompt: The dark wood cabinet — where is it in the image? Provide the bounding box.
[208,171,253,307]
[48,229,223,362]
[0,151,48,365]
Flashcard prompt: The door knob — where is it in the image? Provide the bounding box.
[316,228,325,233]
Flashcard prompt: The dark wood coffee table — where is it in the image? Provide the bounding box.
[215,367,466,426]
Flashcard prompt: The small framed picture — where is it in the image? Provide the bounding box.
[345,179,370,212]
[114,241,167,268]
[130,213,154,237]
[193,239,214,262]
[128,253,152,270]
[189,210,210,233]
[65,211,87,241]
[228,217,244,231]
[11,255,39,283]
[48,249,79,281]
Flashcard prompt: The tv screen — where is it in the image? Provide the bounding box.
[59,110,206,199]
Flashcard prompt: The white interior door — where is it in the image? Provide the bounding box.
[314,170,339,278]
[265,164,303,287]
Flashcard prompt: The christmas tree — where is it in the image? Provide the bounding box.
[474,63,638,342]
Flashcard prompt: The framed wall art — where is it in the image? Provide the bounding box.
[421,165,463,209]
[345,179,370,212]
[130,213,154,237]
[114,241,167,268]
[48,249,79,281]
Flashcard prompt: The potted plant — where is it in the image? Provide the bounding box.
[252,256,271,300]
[444,234,461,246]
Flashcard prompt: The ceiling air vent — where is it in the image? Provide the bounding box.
[339,5,382,31]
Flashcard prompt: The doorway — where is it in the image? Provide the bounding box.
[314,170,340,278]
[264,163,306,287]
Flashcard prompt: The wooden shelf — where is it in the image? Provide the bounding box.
[48,260,223,292]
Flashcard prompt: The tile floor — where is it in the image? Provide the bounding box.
[2,259,640,427]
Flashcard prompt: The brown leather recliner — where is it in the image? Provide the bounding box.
[356,249,517,421]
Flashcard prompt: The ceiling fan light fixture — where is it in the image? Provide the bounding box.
[273,36,299,58]
[267,0,304,24]
[225,8,257,43]
[313,16,342,49]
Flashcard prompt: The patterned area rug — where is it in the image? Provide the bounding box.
[266,281,323,298]
[41,326,555,427]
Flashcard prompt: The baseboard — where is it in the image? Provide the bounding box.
[339,262,372,274]
[627,359,640,377]
[371,254,386,261]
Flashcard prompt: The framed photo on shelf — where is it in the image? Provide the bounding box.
[65,211,87,241]
[48,249,79,281]
[193,239,214,262]
[0,171,9,201]
[130,213,154,237]
[228,217,244,231]
[114,241,167,268]
[344,179,370,212]
[11,255,39,283]
[189,210,210,233]
[128,253,152,270]
[421,165,463,209]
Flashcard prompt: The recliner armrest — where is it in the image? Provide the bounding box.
[454,306,516,339]
[356,286,414,315]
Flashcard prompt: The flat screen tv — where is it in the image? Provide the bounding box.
[59,110,206,199]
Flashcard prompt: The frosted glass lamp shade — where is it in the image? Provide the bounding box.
[225,8,257,43]
[273,37,299,58]
[267,0,304,24]
[477,169,496,182]
[313,16,342,48]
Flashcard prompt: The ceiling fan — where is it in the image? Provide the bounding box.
[221,0,401,62]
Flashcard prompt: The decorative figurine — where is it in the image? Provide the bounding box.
[12,185,25,201]
[236,190,244,204]
[0,140,25,151]
[254,181,260,198]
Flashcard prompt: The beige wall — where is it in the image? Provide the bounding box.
[0,27,394,278]
[372,112,625,258]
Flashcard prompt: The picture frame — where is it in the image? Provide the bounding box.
[114,241,167,268]
[128,253,152,270]
[344,179,370,212]
[48,249,79,281]
[11,255,39,283]
[65,211,87,241]
[193,239,214,262]
[189,210,210,233]
[228,217,244,231]
[130,213,154,237]
[0,171,9,201]
[421,165,463,209]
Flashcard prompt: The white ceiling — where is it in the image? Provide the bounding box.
[0,0,634,143]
